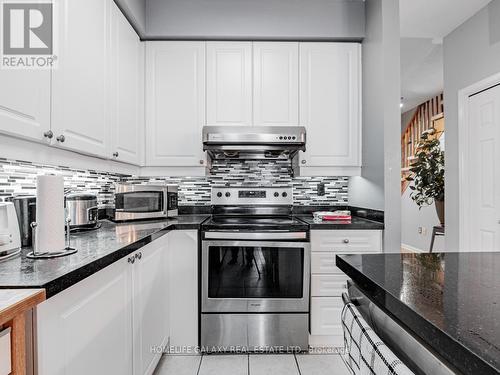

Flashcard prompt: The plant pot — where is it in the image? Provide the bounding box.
[435,200,445,226]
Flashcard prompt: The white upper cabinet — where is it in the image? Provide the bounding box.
[51,0,110,158]
[206,42,252,126]
[299,43,361,170]
[253,42,299,126]
[146,41,206,166]
[110,2,144,165]
[0,69,51,143]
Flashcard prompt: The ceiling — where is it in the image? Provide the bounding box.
[400,0,493,38]
[399,0,492,113]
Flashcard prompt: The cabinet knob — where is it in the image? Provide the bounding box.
[343,239,350,244]
[43,130,53,139]
[301,160,306,165]
[56,134,65,143]
[113,152,119,158]
[199,159,204,165]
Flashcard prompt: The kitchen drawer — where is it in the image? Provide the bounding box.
[311,252,345,274]
[311,274,348,297]
[310,297,344,336]
[311,230,382,253]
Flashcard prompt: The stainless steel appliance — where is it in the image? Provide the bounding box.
[65,193,99,229]
[0,202,21,260]
[345,283,456,375]
[202,126,306,161]
[10,195,36,247]
[114,184,178,221]
[201,187,310,352]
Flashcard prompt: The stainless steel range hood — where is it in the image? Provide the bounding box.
[202,126,306,160]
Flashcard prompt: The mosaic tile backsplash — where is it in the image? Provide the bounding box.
[0,158,349,206]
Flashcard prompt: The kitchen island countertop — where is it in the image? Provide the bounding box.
[0,215,209,298]
[337,252,500,375]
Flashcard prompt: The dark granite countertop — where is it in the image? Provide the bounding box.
[336,252,500,375]
[297,215,384,230]
[0,215,209,298]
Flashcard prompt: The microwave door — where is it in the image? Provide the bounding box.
[115,191,166,215]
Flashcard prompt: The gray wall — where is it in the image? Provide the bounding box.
[443,0,500,250]
[349,0,401,252]
[114,0,147,36]
[145,0,365,40]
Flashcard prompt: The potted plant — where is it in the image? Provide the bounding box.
[406,130,445,225]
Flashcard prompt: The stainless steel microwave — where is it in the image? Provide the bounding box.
[114,184,178,221]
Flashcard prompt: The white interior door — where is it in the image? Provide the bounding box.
[467,84,500,251]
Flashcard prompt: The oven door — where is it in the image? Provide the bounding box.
[202,239,310,313]
[115,191,166,220]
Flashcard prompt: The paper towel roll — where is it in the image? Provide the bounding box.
[36,175,65,253]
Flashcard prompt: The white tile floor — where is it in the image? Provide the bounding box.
[153,353,351,375]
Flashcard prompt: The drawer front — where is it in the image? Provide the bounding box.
[311,230,382,253]
[311,253,344,274]
[311,274,348,297]
[310,297,344,336]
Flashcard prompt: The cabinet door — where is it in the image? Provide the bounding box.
[37,257,133,375]
[168,230,198,347]
[310,297,344,336]
[51,0,110,158]
[132,237,168,375]
[145,42,205,166]
[253,42,298,126]
[206,42,252,126]
[299,43,361,167]
[110,2,144,165]
[0,69,50,142]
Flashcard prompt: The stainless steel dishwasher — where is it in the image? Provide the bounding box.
[345,282,459,375]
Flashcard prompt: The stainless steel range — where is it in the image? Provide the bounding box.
[201,187,310,353]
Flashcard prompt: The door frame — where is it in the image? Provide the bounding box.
[458,72,500,250]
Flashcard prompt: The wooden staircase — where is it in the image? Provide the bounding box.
[401,93,444,193]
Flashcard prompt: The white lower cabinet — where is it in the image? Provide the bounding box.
[167,230,198,348]
[36,256,133,375]
[133,236,168,375]
[309,230,382,348]
[36,230,198,375]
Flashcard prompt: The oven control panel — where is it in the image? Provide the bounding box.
[211,187,293,205]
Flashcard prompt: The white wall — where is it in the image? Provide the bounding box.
[401,185,445,252]
[443,0,500,250]
[145,0,365,40]
[349,0,401,252]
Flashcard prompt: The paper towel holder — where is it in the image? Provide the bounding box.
[26,218,78,259]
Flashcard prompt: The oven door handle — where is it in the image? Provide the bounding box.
[203,231,308,240]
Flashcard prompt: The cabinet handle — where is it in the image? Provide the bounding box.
[113,152,119,158]
[43,130,53,139]
[128,257,135,264]
[135,252,142,260]
[301,160,306,165]
[343,239,350,244]
[56,135,65,143]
